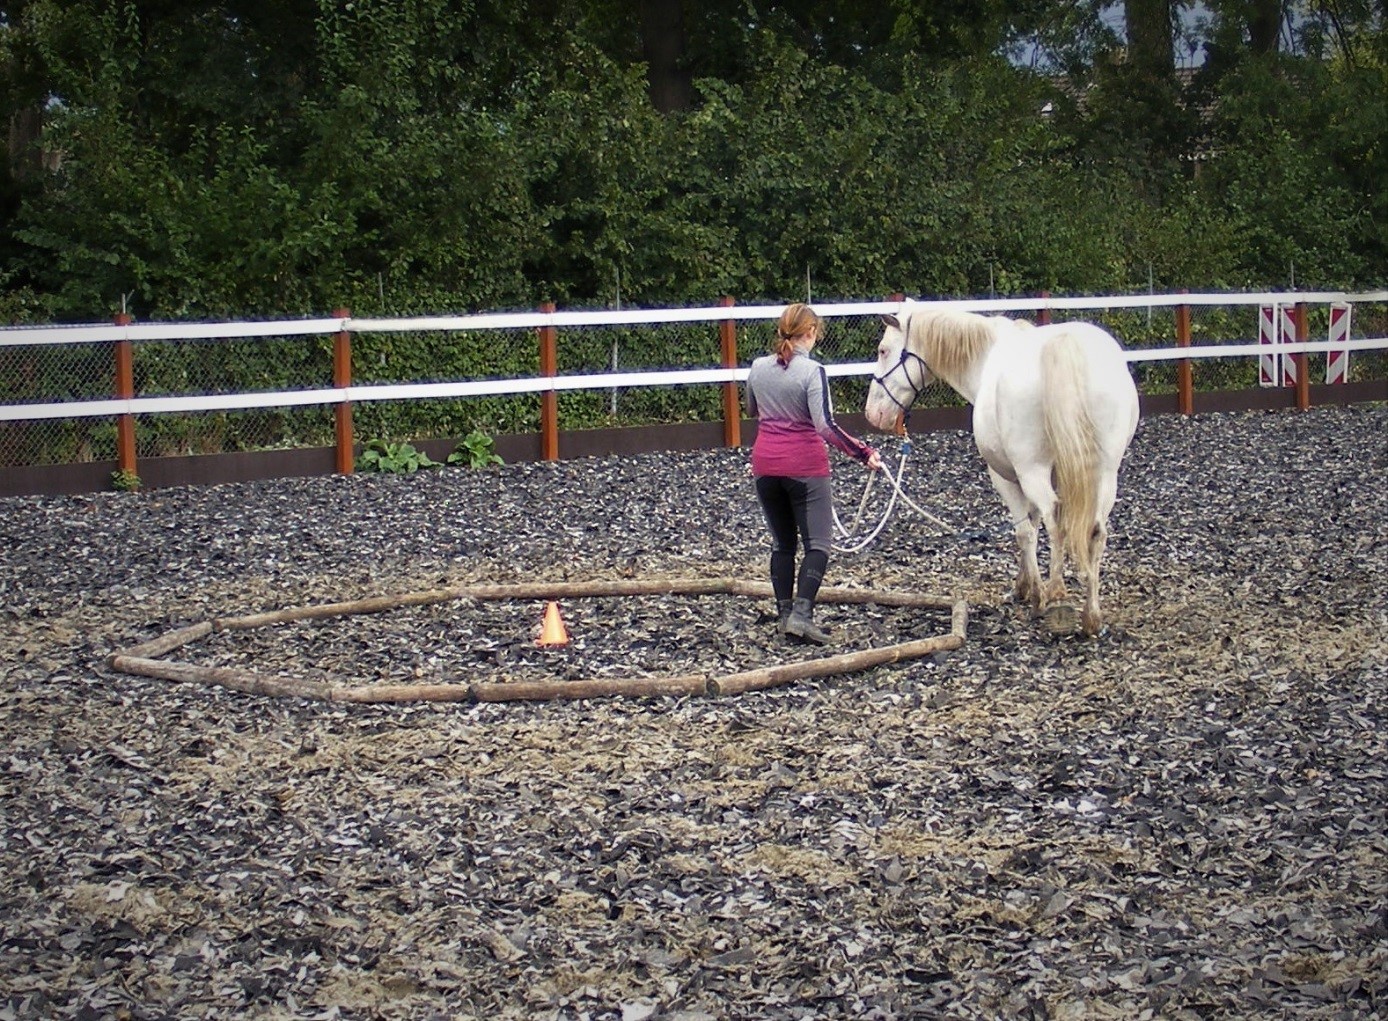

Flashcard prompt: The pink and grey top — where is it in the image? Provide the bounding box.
[745,346,876,478]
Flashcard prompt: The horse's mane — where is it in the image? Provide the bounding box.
[907,310,999,385]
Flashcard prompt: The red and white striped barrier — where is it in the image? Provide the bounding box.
[1279,305,1299,386]
[1259,304,1278,387]
[1327,302,1351,384]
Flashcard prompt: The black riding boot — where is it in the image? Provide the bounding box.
[775,599,795,635]
[784,597,830,644]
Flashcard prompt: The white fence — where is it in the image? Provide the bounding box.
[3,290,1386,425]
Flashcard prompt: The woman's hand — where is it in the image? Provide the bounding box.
[865,449,883,471]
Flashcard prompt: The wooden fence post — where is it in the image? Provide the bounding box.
[114,311,137,477]
[1038,290,1052,326]
[1293,302,1310,410]
[539,301,559,460]
[332,309,353,474]
[719,296,740,448]
[1176,297,1193,416]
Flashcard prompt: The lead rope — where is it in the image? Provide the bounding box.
[832,436,953,554]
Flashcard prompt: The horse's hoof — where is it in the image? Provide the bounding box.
[1042,602,1081,636]
[1012,590,1041,613]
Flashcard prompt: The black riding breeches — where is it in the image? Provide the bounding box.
[755,475,833,603]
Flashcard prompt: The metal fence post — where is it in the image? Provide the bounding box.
[113,311,137,478]
[1176,298,1193,415]
[333,309,353,474]
[719,296,740,448]
[539,301,559,460]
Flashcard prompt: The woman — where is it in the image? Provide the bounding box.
[745,303,882,643]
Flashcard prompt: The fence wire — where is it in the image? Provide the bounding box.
[1,339,115,467]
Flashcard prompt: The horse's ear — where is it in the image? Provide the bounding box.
[882,314,901,331]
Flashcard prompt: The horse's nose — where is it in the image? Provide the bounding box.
[864,403,895,433]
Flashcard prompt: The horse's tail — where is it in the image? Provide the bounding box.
[1041,331,1100,577]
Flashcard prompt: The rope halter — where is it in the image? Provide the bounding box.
[871,347,932,418]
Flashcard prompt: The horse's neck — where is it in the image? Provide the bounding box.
[921,318,996,404]
[940,359,985,404]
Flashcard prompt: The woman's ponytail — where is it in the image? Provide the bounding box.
[773,302,821,367]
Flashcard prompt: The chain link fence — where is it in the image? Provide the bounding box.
[0,330,339,467]
[1,334,118,467]
[133,333,338,457]
[2,298,1384,471]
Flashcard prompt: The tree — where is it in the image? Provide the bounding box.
[1126,0,1178,77]
[640,0,692,112]
[617,0,1023,110]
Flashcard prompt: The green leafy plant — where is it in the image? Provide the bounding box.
[110,469,142,492]
[356,439,442,473]
[448,429,504,468]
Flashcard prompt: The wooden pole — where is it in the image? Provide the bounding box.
[117,622,214,660]
[709,632,964,696]
[108,654,343,701]
[468,674,710,703]
[539,300,559,460]
[114,311,137,476]
[753,582,961,610]
[112,633,966,704]
[212,577,737,631]
[107,578,968,705]
[1175,298,1193,416]
[1293,302,1310,410]
[1037,291,1052,326]
[719,296,741,448]
[332,308,353,474]
[208,577,959,631]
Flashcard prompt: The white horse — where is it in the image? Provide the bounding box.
[864,305,1139,636]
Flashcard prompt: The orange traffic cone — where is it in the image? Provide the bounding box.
[536,601,569,647]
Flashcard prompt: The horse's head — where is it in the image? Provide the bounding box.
[864,310,932,432]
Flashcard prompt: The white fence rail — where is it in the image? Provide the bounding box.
[3,290,1386,425]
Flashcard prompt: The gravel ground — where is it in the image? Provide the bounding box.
[2,404,1386,1020]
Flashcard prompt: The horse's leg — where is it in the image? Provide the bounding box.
[1013,465,1067,609]
[1012,463,1088,636]
[1080,519,1107,635]
[1016,510,1045,609]
[1080,470,1121,636]
[1042,524,1069,607]
[988,468,1043,610]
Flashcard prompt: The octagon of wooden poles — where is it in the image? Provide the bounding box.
[107,577,969,704]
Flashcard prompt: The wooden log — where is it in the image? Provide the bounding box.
[730,580,959,609]
[212,577,961,632]
[110,578,969,704]
[213,577,739,631]
[457,578,732,601]
[116,622,214,660]
[949,599,969,638]
[817,584,960,609]
[108,654,341,701]
[709,633,964,696]
[213,587,470,630]
[469,673,711,703]
[330,682,476,703]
